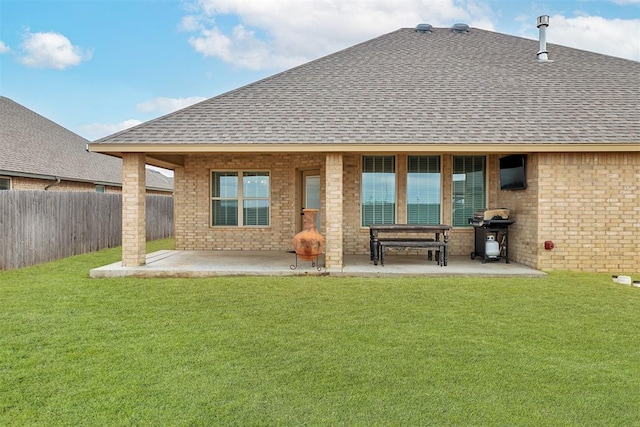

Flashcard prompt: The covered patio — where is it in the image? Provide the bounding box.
[90,250,546,278]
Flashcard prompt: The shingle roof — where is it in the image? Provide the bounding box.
[0,96,173,191]
[98,27,639,146]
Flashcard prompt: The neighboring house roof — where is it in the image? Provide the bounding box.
[145,168,174,191]
[0,96,173,191]
[92,27,639,165]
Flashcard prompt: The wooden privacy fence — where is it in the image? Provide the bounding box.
[0,191,173,270]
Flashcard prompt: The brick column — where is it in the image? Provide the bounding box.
[122,153,146,266]
[172,166,184,250]
[325,153,344,270]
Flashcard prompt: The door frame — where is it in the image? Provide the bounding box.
[298,168,321,232]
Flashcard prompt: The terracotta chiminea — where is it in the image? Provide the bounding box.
[292,209,324,260]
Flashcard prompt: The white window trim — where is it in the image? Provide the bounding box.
[210,169,271,228]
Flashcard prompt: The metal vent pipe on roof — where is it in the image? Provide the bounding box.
[537,15,552,62]
[452,23,470,33]
[415,23,433,33]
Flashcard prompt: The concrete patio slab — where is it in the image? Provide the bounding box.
[90,250,546,278]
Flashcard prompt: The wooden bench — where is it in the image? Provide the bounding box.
[377,238,447,266]
[369,224,451,267]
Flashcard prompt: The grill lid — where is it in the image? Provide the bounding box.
[474,208,510,220]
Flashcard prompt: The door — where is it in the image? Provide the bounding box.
[301,170,321,231]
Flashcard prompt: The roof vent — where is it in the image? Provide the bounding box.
[536,15,553,62]
[415,23,433,33]
[452,23,470,33]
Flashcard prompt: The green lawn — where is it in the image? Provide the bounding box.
[1,239,640,426]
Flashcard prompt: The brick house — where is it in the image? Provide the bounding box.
[0,96,173,194]
[90,24,639,273]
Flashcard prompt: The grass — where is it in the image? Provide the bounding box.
[1,239,640,426]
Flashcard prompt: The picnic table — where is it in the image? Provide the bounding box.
[369,224,451,266]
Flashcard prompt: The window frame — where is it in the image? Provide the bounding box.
[451,156,487,227]
[361,155,397,227]
[0,176,11,191]
[210,169,271,228]
[406,155,442,225]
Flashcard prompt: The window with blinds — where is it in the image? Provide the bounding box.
[452,156,486,227]
[361,156,395,226]
[211,171,270,227]
[0,177,11,190]
[242,172,270,226]
[407,156,441,224]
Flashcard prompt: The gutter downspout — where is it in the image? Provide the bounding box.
[44,176,61,190]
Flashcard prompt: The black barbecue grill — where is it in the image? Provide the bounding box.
[469,209,514,264]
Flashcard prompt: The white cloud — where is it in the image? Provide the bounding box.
[79,97,207,141]
[182,0,640,68]
[79,119,143,141]
[136,96,208,114]
[179,15,206,32]
[18,31,92,69]
[548,15,640,61]
[0,41,10,54]
[189,24,306,70]
[184,0,491,69]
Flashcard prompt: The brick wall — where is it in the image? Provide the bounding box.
[9,176,121,192]
[342,154,366,254]
[536,152,639,273]
[177,153,533,258]
[175,153,324,251]
[495,154,539,269]
[8,176,169,194]
[175,151,639,273]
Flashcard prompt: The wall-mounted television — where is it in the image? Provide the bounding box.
[499,154,527,190]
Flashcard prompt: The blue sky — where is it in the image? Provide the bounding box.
[1,0,639,143]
